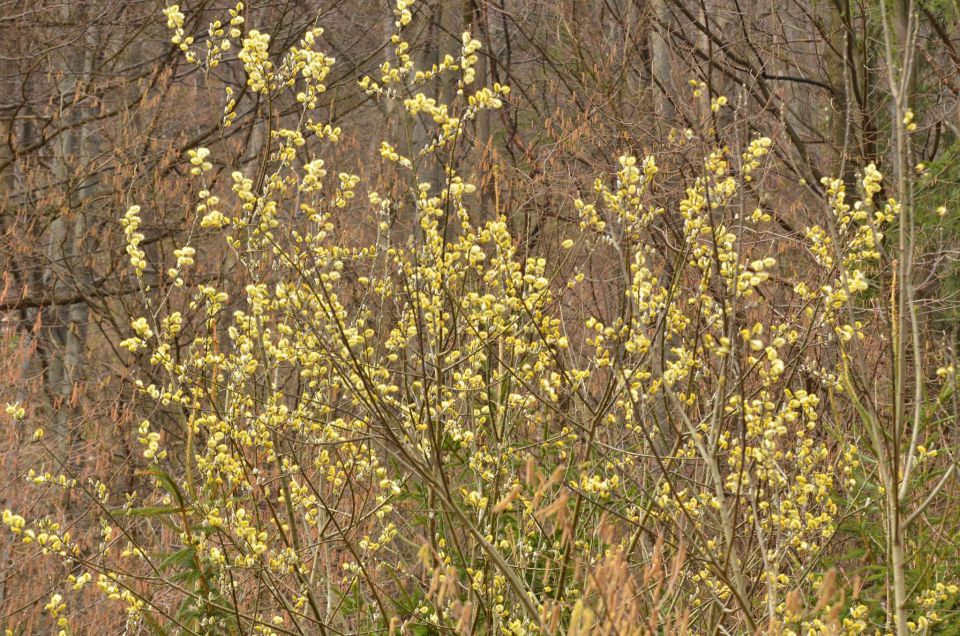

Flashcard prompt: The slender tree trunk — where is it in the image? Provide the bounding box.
[650,0,676,123]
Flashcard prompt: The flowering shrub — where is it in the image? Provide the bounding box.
[3,2,958,634]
